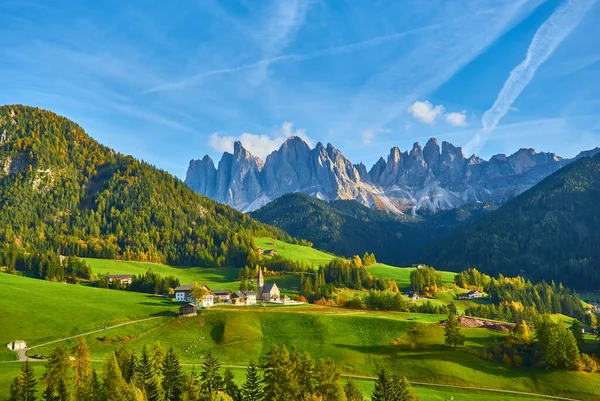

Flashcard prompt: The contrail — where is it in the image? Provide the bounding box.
[464,0,597,155]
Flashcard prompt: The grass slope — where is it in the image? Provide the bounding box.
[255,237,336,267]
[85,258,300,293]
[0,274,178,361]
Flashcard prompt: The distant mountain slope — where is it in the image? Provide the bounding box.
[0,105,290,267]
[187,136,599,214]
[424,153,600,290]
[251,192,495,264]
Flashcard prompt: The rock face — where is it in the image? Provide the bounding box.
[185,137,599,214]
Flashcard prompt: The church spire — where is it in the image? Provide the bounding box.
[257,265,264,296]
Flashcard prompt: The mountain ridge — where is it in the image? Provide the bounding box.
[186,135,599,214]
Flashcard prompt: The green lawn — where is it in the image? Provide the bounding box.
[0,273,179,361]
[368,264,456,291]
[255,237,336,267]
[85,258,300,294]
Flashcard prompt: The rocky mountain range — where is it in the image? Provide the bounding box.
[185,136,599,214]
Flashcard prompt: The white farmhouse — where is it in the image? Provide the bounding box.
[7,341,27,350]
[174,284,214,308]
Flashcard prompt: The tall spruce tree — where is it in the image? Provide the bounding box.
[182,371,201,401]
[162,347,184,401]
[394,376,418,401]
[200,351,224,396]
[343,379,363,401]
[223,368,241,401]
[262,345,298,401]
[571,319,585,351]
[313,358,346,401]
[137,345,162,401]
[9,361,37,401]
[371,369,395,401]
[43,345,71,401]
[89,370,104,401]
[73,338,93,401]
[444,312,465,348]
[103,354,127,401]
[241,360,263,401]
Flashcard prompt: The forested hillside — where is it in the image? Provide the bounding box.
[0,105,290,267]
[251,192,494,264]
[426,153,600,290]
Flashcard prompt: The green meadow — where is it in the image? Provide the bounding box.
[254,237,336,267]
[84,258,300,293]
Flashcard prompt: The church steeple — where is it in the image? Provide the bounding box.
[257,266,264,296]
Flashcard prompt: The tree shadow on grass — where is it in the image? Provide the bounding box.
[331,343,537,379]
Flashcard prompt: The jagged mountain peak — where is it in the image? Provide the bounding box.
[185,136,599,214]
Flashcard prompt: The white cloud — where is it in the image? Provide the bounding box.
[408,100,469,126]
[445,111,468,127]
[207,122,312,159]
[407,100,445,124]
[362,130,374,145]
[464,0,597,155]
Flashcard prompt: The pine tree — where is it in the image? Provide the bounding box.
[89,370,104,401]
[371,369,395,401]
[9,361,37,401]
[444,312,465,348]
[394,376,418,401]
[200,351,224,395]
[223,368,241,401]
[297,352,315,396]
[181,371,201,401]
[42,386,57,401]
[241,360,263,401]
[162,347,184,401]
[137,345,162,401]
[103,354,127,401]
[344,379,363,401]
[43,345,71,401]
[571,319,584,351]
[262,345,298,401]
[313,358,346,401]
[73,338,93,401]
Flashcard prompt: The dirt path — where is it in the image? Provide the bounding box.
[14,316,162,361]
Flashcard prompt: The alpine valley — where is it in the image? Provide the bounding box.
[185,136,599,215]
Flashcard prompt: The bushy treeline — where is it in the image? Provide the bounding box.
[97,269,180,295]
[0,106,292,269]
[456,268,586,321]
[0,244,91,282]
[344,291,450,315]
[8,339,418,401]
[300,258,393,301]
[410,266,443,295]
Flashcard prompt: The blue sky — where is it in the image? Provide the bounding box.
[1,0,599,178]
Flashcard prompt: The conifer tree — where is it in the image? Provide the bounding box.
[343,379,363,401]
[89,370,104,401]
[371,369,395,401]
[103,354,127,401]
[200,351,224,395]
[262,345,298,401]
[9,361,37,401]
[162,347,184,401]
[297,352,315,396]
[444,312,465,348]
[43,345,71,401]
[181,371,201,401]
[42,386,57,401]
[137,345,162,401]
[394,376,418,401]
[73,338,93,401]
[314,358,346,401]
[241,360,263,401]
[115,345,136,383]
[223,368,241,401]
[571,319,584,351]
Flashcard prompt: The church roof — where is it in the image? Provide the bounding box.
[262,283,278,293]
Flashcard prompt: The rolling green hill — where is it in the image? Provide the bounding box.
[0,105,290,268]
[425,153,600,291]
[251,192,494,266]
[254,237,336,267]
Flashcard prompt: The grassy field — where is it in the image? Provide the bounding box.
[368,264,456,290]
[255,237,336,267]
[85,258,300,294]
[1,273,600,400]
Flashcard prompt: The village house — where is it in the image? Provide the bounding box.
[263,249,278,256]
[108,274,133,285]
[6,340,27,351]
[256,248,265,255]
[213,290,232,302]
[411,264,426,269]
[459,290,484,299]
[178,303,197,317]
[404,291,420,300]
[257,268,280,301]
[174,284,215,308]
[231,291,257,305]
[243,290,257,305]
